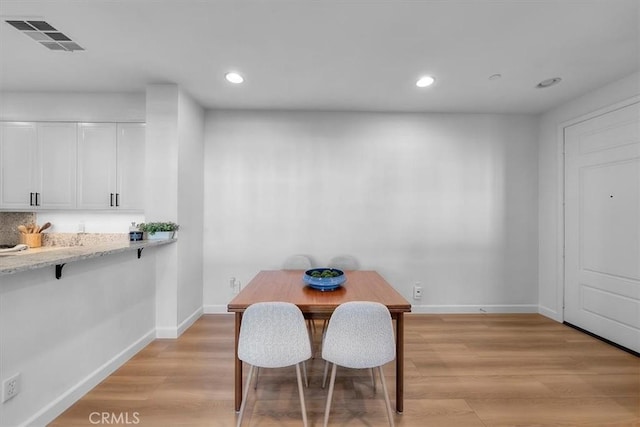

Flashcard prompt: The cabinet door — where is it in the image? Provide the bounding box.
[0,122,38,209]
[38,122,77,209]
[77,123,117,209]
[116,123,145,210]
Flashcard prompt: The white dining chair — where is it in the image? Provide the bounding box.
[327,255,359,271]
[282,254,313,270]
[237,302,312,427]
[321,301,396,427]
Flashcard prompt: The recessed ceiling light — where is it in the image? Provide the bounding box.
[536,77,562,88]
[416,76,435,88]
[225,72,244,84]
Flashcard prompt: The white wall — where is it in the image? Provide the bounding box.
[0,250,157,427]
[177,90,204,324]
[537,71,640,321]
[203,110,539,312]
[145,85,180,335]
[145,84,204,336]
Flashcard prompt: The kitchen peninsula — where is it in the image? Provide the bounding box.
[0,238,176,276]
[0,233,182,427]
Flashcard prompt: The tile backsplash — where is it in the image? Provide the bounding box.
[43,233,128,246]
[0,212,36,245]
[0,212,127,247]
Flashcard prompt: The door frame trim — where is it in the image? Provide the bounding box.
[556,95,640,323]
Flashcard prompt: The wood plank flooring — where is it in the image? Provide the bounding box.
[50,314,639,426]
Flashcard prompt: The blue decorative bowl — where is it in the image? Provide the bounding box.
[303,268,346,291]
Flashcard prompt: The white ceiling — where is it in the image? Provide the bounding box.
[0,0,638,114]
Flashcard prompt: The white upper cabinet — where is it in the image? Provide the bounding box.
[0,122,77,210]
[1,121,143,211]
[38,123,78,209]
[77,122,144,210]
[1,122,37,209]
[116,123,145,210]
[77,123,117,209]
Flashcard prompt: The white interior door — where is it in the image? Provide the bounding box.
[564,101,640,353]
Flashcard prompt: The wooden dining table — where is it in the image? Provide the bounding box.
[227,269,412,413]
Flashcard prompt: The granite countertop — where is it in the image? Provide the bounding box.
[0,239,176,276]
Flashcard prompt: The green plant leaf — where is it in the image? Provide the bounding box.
[138,222,179,234]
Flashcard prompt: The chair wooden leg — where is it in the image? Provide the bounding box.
[253,367,260,390]
[323,363,338,427]
[322,361,330,388]
[370,367,377,393]
[378,366,395,427]
[295,363,309,427]
[307,318,319,359]
[302,360,309,387]
[237,364,254,427]
[319,319,328,356]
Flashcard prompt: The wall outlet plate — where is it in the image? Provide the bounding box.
[2,372,20,403]
[413,284,422,300]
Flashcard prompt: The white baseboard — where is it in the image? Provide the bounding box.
[156,306,203,338]
[410,304,539,314]
[178,306,203,336]
[155,326,178,339]
[538,305,562,322]
[25,329,156,427]
[203,304,230,314]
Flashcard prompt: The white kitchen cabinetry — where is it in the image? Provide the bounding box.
[116,123,146,210]
[0,122,77,210]
[77,122,144,210]
[0,122,36,209]
[38,123,78,209]
[77,123,117,209]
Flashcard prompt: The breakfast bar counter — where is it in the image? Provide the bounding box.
[0,239,176,276]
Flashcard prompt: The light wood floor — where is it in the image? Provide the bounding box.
[51,314,639,426]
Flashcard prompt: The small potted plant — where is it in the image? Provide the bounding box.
[138,222,179,240]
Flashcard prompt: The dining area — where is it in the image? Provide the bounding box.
[227,267,412,426]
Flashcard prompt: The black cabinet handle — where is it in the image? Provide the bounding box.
[30,192,35,206]
[115,193,120,207]
[110,193,114,207]
[35,192,40,206]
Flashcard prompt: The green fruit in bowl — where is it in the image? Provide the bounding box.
[303,268,346,290]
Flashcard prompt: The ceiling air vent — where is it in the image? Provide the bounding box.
[5,19,84,51]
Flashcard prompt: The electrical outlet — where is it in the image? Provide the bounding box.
[229,277,241,295]
[2,373,21,403]
[413,284,422,300]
